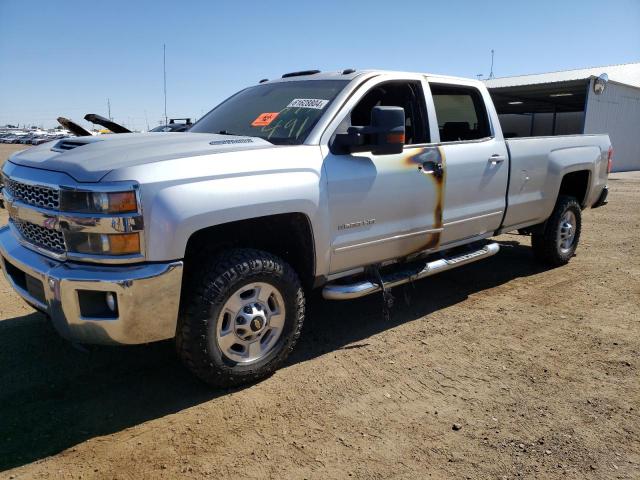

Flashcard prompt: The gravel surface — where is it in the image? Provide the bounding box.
[0,144,638,479]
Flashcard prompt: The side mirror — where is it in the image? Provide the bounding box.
[369,106,406,155]
[332,106,406,155]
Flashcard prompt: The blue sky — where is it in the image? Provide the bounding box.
[1,0,638,129]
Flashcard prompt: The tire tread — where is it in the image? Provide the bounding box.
[531,195,582,267]
[177,248,304,387]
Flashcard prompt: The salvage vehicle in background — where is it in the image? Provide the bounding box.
[0,69,611,387]
[56,117,91,137]
[150,118,193,132]
[84,114,132,134]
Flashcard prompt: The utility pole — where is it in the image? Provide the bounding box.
[163,44,168,126]
[144,110,150,131]
[489,49,495,79]
[107,98,112,121]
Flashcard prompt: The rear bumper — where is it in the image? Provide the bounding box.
[592,186,609,208]
[0,226,183,345]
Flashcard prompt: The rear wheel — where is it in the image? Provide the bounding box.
[177,248,305,387]
[531,195,582,266]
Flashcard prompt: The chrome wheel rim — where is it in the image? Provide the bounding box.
[558,210,577,254]
[216,282,286,364]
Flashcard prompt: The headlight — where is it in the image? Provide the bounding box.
[65,232,141,256]
[60,190,137,214]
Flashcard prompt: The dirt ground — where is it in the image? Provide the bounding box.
[0,143,638,479]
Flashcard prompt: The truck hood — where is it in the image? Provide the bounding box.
[7,132,274,182]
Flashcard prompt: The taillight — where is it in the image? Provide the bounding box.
[607,146,614,173]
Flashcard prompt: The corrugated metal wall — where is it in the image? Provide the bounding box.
[584,79,640,172]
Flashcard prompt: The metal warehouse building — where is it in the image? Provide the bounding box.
[485,63,640,172]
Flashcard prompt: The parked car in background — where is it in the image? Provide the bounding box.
[0,134,18,143]
[18,134,36,144]
[150,118,193,132]
[31,136,59,145]
[1,133,27,143]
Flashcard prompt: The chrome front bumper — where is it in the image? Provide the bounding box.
[0,226,183,345]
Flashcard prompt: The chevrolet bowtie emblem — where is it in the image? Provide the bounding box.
[42,217,59,230]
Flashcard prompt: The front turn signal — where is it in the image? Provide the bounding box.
[107,233,140,255]
[65,232,141,256]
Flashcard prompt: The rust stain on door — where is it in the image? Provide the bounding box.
[403,146,447,252]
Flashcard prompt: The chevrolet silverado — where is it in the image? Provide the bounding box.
[0,69,611,386]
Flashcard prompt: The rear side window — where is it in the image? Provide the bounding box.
[430,84,491,142]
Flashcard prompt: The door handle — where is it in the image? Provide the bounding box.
[419,161,443,177]
[488,154,506,165]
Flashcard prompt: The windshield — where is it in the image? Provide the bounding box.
[190,80,349,145]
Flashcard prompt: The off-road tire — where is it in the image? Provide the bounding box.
[177,248,305,387]
[531,195,582,266]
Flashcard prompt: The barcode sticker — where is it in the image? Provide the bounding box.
[286,98,329,110]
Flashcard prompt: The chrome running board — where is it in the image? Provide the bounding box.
[322,242,500,300]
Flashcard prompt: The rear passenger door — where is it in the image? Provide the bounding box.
[426,80,509,245]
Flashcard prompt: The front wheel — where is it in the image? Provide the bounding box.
[531,195,582,266]
[177,248,305,387]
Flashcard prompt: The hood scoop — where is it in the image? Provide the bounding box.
[51,138,102,152]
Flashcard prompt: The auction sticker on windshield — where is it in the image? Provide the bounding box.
[252,112,279,127]
[287,98,329,109]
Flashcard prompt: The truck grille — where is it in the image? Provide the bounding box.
[2,175,60,210]
[11,220,66,253]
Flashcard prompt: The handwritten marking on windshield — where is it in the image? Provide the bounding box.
[258,107,314,140]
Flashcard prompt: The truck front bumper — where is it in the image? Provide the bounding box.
[0,226,183,345]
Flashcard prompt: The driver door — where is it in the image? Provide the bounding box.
[322,78,444,275]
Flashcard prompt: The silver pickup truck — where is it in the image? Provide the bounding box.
[0,69,611,386]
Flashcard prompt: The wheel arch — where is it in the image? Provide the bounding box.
[544,145,600,217]
[183,212,317,289]
[558,170,591,208]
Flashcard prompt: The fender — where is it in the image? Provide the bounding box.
[102,145,328,270]
[543,145,599,213]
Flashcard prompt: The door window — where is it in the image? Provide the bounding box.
[430,84,491,142]
[342,81,429,145]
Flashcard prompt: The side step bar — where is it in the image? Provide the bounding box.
[322,242,500,300]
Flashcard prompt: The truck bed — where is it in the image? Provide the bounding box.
[502,134,610,232]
